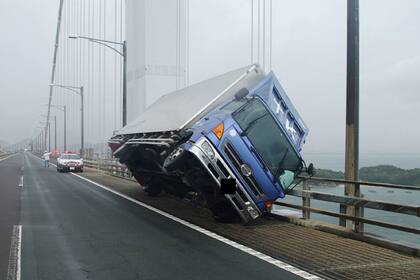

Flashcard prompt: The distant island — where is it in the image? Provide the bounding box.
[315,165,420,186]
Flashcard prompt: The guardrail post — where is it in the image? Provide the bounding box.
[354,185,364,233]
[302,180,311,220]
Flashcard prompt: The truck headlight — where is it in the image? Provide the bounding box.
[200,141,215,160]
[247,206,259,219]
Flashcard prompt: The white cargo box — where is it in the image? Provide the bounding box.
[117,65,265,135]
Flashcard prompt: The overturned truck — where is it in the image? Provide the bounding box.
[109,65,311,223]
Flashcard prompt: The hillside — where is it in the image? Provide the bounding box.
[315,165,420,186]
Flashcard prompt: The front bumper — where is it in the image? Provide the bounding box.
[59,165,83,172]
[187,137,261,223]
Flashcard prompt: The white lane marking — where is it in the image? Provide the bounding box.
[70,173,323,280]
[0,154,18,162]
[7,225,22,280]
[18,176,23,188]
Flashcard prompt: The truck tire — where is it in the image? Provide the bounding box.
[163,146,185,171]
[144,185,162,197]
[209,199,239,223]
[143,179,163,197]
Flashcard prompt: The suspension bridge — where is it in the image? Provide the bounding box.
[1,1,419,280]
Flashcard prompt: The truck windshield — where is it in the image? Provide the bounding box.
[232,98,301,185]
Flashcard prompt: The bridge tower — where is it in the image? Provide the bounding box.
[125,0,273,122]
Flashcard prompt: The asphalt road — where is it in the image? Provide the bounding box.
[1,153,307,280]
[0,154,21,279]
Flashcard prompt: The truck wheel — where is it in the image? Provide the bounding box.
[163,146,185,171]
[143,179,163,197]
[209,200,239,223]
[144,185,162,197]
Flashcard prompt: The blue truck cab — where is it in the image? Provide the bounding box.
[184,72,308,222]
[109,65,309,223]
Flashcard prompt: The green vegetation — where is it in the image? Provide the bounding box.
[315,165,420,186]
[314,169,344,180]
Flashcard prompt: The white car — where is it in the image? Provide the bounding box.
[57,153,84,172]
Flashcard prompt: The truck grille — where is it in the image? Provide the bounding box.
[223,141,264,198]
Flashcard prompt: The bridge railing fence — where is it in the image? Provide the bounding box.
[84,158,134,180]
[0,152,12,159]
[81,157,420,236]
[277,176,420,235]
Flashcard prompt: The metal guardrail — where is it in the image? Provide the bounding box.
[0,153,11,159]
[83,158,420,236]
[84,158,134,180]
[277,176,420,235]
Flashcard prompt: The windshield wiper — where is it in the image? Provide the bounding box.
[240,113,267,136]
[274,148,289,182]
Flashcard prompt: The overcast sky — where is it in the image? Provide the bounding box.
[0,0,57,144]
[0,0,419,159]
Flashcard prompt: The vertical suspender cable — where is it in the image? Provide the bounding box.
[103,0,107,145]
[83,0,87,150]
[251,0,253,64]
[114,0,117,131]
[45,0,64,151]
[176,0,179,90]
[90,0,94,147]
[70,0,74,149]
[120,0,123,126]
[59,2,65,151]
[69,0,73,150]
[270,0,272,71]
[98,0,102,148]
[73,0,76,149]
[87,0,91,150]
[257,0,260,64]
[185,0,189,86]
[79,0,83,151]
[263,0,265,70]
[62,0,68,151]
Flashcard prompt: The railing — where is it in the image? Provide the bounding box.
[0,152,11,159]
[82,158,420,239]
[84,158,134,180]
[275,176,420,236]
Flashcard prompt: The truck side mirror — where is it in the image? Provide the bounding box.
[307,163,315,176]
[234,88,249,100]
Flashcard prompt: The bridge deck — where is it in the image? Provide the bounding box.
[81,168,420,280]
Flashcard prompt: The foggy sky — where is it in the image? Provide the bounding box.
[0,0,57,143]
[0,0,419,155]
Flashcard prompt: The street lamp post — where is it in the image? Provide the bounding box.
[50,104,67,152]
[50,85,83,155]
[36,128,46,153]
[69,35,127,126]
[41,130,44,153]
[40,116,51,151]
[53,116,57,151]
[49,121,51,151]
[40,122,51,151]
